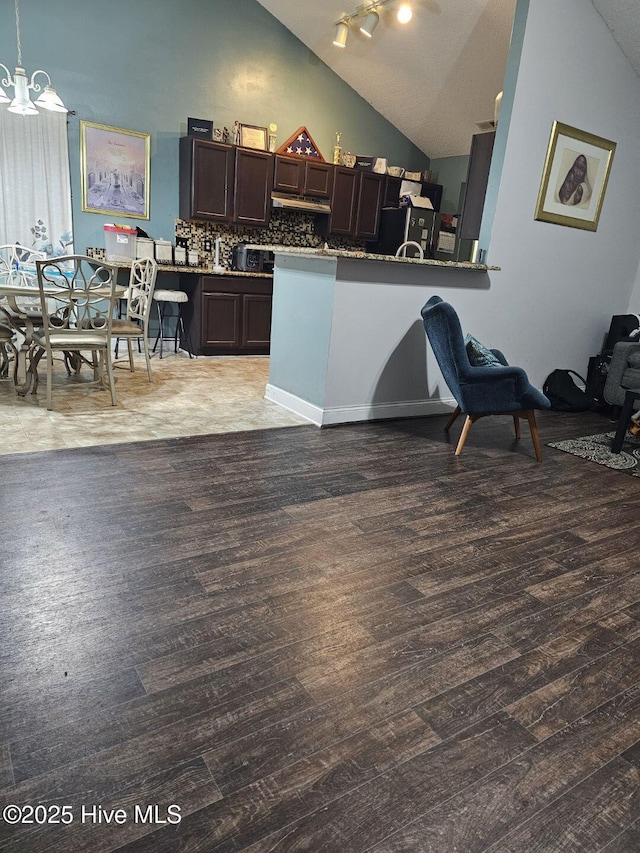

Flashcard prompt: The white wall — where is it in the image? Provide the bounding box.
[464,0,640,386]
[627,260,640,311]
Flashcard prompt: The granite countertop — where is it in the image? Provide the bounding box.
[85,250,271,278]
[245,244,500,272]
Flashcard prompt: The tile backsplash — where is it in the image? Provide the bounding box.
[175,211,366,268]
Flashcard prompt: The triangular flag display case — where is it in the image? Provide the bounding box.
[276,127,325,162]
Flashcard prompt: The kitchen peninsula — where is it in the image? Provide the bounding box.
[263,247,499,426]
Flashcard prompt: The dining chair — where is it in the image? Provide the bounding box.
[0,323,18,379]
[0,244,47,325]
[112,258,158,381]
[34,255,119,410]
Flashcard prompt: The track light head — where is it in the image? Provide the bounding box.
[333,20,349,47]
[360,10,379,37]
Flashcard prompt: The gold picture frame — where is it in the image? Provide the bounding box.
[80,121,150,220]
[238,123,268,151]
[534,121,616,231]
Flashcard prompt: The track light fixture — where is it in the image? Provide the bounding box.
[333,21,349,48]
[333,0,413,48]
[359,10,379,37]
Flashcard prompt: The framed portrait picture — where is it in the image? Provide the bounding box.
[238,123,268,151]
[534,121,616,231]
[80,121,151,220]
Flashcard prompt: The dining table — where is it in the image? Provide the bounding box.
[0,281,125,396]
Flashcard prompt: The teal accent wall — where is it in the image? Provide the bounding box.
[428,155,470,214]
[0,0,430,254]
[269,256,336,407]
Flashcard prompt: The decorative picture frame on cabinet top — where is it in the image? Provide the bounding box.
[80,121,151,220]
[238,123,268,151]
[276,126,325,161]
[534,121,616,231]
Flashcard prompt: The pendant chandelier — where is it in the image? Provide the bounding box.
[0,0,67,115]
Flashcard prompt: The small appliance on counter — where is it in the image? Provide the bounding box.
[231,244,274,273]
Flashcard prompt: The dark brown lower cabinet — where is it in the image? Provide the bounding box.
[179,274,273,355]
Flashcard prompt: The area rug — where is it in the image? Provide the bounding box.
[548,431,640,477]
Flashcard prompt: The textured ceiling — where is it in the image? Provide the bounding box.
[592,0,640,75]
[255,0,640,161]
[255,0,517,159]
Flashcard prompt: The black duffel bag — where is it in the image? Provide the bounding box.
[543,369,592,412]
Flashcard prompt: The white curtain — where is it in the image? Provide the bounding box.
[0,109,73,256]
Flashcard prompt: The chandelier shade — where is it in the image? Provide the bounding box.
[1,0,67,116]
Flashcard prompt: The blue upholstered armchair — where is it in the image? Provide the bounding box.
[421,295,551,461]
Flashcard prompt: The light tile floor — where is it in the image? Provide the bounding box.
[0,350,310,456]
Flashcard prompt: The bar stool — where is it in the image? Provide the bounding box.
[152,289,194,359]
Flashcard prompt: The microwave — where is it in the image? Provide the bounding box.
[231,244,274,273]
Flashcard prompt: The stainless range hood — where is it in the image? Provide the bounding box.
[271,192,331,214]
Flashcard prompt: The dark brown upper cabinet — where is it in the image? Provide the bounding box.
[458,130,496,240]
[303,161,333,198]
[273,155,304,194]
[179,137,234,221]
[382,175,403,209]
[354,171,384,239]
[233,147,274,228]
[273,156,333,199]
[328,167,359,235]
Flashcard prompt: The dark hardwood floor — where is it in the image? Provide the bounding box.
[2,408,640,852]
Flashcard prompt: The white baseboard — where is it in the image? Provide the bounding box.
[264,385,324,425]
[265,384,456,426]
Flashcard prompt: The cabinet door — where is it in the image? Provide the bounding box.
[179,137,234,221]
[234,148,274,227]
[273,155,304,194]
[458,131,496,240]
[329,167,359,235]
[382,175,402,209]
[202,292,242,347]
[304,161,333,198]
[355,171,384,239]
[242,293,272,348]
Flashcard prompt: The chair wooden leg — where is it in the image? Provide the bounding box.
[105,349,117,406]
[444,406,461,433]
[46,351,54,411]
[142,335,153,382]
[513,414,521,439]
[526,410,543,462]
[30,347,43,394]
[455,414,476,456]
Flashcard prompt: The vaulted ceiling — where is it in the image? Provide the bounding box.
[256,0,640,161]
